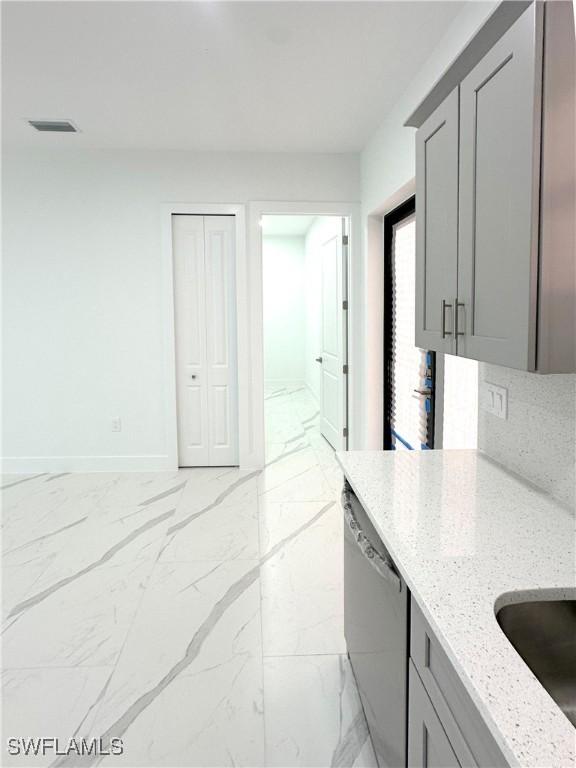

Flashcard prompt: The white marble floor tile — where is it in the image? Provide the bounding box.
[259,499,340,557]
[2,471,191,569]
[160,471,260,561]
[0,396,372,768]
[264,654,377,768]
[85,560,264,767]
[1,473,57,509]
[308,430,339,466]
[264,393,298,416]
[323,464,346,494]
[259,464,335,503]
[260,505,346,656]
[291,397,321,425]
[93,666,264,767]
[3,560,152,669]
[265,416,305,445]
[2,479,103,555]
[258,446,321,496]
[173,467,257,512]
[2,562,54,621]
[161,492,259,562]
[2,666,113,767]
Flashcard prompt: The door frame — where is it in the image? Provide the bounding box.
[249,201,359,465]
[162,203,245,470]
[383,195,436,451]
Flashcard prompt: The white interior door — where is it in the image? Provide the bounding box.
[203,216,239,466]
[172,214,239,466]
[319,225,345,450]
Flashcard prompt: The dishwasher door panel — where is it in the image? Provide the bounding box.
[344,490,409,768]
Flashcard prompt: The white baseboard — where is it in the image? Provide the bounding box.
[1,455,176,474]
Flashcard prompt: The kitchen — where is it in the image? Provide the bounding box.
[2,1,575,766]
[343,2,575,766]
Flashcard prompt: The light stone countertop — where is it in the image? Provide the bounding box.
[335,449,576,768]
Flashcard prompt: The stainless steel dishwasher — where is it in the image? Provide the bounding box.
[342,481,409,768]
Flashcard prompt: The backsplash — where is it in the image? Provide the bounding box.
[478,364,576,507]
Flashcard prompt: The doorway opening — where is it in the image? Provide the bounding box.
[261,214,349,463]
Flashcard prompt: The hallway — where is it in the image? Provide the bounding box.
[2,388,376,767]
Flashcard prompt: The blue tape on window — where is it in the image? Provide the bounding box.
[391,430,414,450]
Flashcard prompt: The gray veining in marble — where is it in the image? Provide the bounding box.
[331,711,370,768]
[137,481,188,508]
[8,508,176,618]
[1,473,48,490]
[167,472,259,535]
[2,386,377,768]
[45,473,72,483]
[4,516,88,555]
[65,499,336,767]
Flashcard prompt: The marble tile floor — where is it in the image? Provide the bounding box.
[1,386,377,767]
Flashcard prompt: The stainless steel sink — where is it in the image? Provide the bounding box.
[497,600,576,728]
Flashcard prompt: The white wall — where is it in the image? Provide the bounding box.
[360,2,497,449]
[263,235,306,385]
[478,366,575,506]
[2,148,358,470]
[442,356,478,449]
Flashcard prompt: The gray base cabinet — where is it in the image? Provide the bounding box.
[412,1,575,373]
[408,661,460,768]
[408,599,508,768]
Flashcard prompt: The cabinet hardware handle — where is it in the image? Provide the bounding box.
[441,299,453,338]
[315,356,323,363]
[455,300,465,337]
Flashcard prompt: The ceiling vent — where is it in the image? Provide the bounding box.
[28,120,78,133]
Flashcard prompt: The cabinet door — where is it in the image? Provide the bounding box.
[408,662,460,768]
[415,87,459,355]
[457,3,543,369]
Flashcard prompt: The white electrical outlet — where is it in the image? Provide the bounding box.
[111,417,122,433]
[482,382,508,420]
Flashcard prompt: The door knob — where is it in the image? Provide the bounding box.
[191,374,197,379]
[315,357,323,363]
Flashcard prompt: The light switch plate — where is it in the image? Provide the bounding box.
[482,382,508,420]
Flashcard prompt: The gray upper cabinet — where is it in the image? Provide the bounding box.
[410,1,575,373]
[457,3,543,369]
[415,88,459,355]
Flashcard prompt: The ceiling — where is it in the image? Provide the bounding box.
[2,1,466,152]
[261,215,320,236]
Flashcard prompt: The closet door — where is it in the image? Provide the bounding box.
[415,87,459,355]
[457,3,543,369]
[203,216,239,466]
[173,215,211,465]
[173,215,239,467]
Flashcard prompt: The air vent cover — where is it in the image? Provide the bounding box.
[28,120,77,133]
